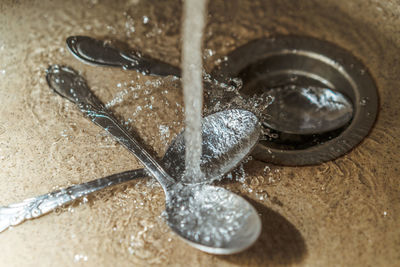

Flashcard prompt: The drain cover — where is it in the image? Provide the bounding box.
[211,36,379,165]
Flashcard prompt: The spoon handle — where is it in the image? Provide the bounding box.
[0,169,146,233]
[46,65,174,189]
[66,36,181,77]
[79,102,175,189]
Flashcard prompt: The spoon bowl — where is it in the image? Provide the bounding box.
[166,183,261,254]
[163,109,261,184]
[263,84,354,135]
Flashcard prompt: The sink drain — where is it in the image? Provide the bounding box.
[211,36,379,165]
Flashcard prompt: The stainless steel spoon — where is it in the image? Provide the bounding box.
[44,65,261,254]
[66,36,181,77]
[66,36,354,135]
[262,84,354,135]
[0,169,144,233]
[0,107,260,234]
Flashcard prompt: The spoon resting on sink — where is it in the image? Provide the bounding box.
[0,92,260,235]
[43,65,261,254]
[66,36,181,77]
[0,106,260,235]
[262,84,354,135]
[67,36,354,136]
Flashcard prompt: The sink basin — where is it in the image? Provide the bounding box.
[0,0,398,266]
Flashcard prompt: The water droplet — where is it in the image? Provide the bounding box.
[74,254,88,262]
[289,75,298,82]
[141,69,150,75]
[31,208,42,217]
[360,97,369,106]
[0,123,5,136]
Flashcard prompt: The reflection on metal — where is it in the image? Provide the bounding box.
[66,36,181,77]
[262,84,353,135]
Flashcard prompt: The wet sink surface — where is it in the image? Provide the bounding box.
[0,0,399,266]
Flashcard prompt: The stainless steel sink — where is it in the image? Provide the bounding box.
[0,0,398,266]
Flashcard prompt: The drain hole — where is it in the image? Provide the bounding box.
[211,36,379,165]
[261,122,351,150]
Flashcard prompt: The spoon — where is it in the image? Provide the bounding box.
[0,91,260,234]
[45,65,262,254]
[66,36,181,77]
[66,36,353,136]
[0,109,257,237]
[0,106,260,234]
[262,84,354,135]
